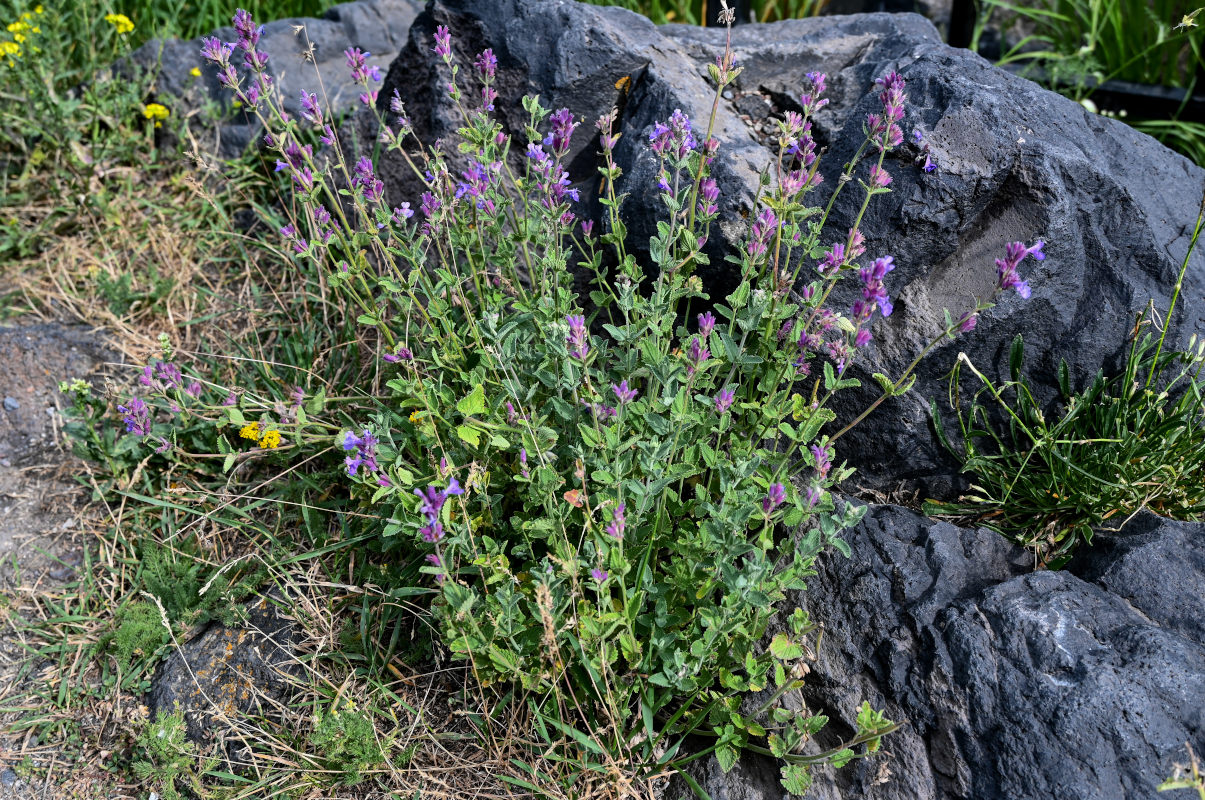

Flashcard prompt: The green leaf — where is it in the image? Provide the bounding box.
[798,408,836,444]
[872,372,897,396]
[457,384,486,416]
[715,743,739,774]
[222,452,236,473]
[457,425,482,447]
[829,748,856,769]
[769,632,803,660]
[780,764,813,794]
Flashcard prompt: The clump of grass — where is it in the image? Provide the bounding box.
[927,194,1205,566]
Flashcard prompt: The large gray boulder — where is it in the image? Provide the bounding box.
[668,505,1205,800]
[129,0,422,159]
[371,0,1205,499]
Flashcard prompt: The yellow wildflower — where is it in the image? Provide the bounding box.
[408,410,421,423]
[189,66,201,77]
[34,5,43,14]
[0,41,19,63]
[259,430,282,449]
[142,102,169,128]
[239,421,261,441]
[104,13,133,34]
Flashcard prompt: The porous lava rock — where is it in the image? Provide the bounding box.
[0,323,114,465]
[669,505,1205,800]
[371,0,1205,499]
[149,596,301,749]
[128,0,422,159]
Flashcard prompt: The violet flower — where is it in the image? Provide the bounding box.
[612,380,638,404]
[714,388,735,414]
[605,503,626,540]
[566,314,589,361]
[433,25,451,59]
[117,396,151,437]
[762,483,786,514]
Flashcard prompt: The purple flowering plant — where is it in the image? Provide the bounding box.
[98,7,1044,792]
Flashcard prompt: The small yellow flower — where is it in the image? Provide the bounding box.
[0,41,19,62]
[239,421,261,441]
[34,5,43,14]
[142,102,169,120]
[189,66,201,77]
[104,13,133,34]
[408,410,421,423]
[259,430,282,449]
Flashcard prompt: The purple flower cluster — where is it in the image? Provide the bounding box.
[200,8,271,108]
[352,156,385,203]
[605,503,626,540]
[850,255,895,347]
[713,387,735,414]
[800,71,829,117]
[612,380,638,404]
[544,108,579,159]
[566,314,589,361]
[746,208,779,258]
[139,360,184,391]
[343,428,380,478]
[697,178,720,219]
[810,444,832,479]
[649,109,697,161]
[118,396,151,436]
[455,160,499,212]
[686,336,710,377]
[415,478,464,543]
[867,71,906,151]
[432,25,451,59]
[762,482,786,514]
[996,241,1044,299]
[300,90,323,126]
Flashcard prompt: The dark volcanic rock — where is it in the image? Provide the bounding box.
[149,595,301,748]
[128,0,422,159]
[0,324,114,465]
[373,1,1205,499]
[684,504,1204,800]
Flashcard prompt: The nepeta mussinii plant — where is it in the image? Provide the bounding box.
[108,7,1040,793]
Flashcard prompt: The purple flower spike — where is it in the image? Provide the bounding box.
[566,314,589,361]
[612,380,638,405]
[995,240,1042,299]
[762,482,787,514]
[714,388,736,414]
[698,311,716,339]
[474,48,497,79]
[590,568,609,582]
[433,25,451,58]
[605,503,626,540]
[117,396,151,437]
[810,444,832,479]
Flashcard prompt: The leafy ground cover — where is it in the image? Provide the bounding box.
[1,0,1202,798]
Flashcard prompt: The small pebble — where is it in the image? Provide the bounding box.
[0,768,16,787]
[2,397,18,411]
[722,90,733,100]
